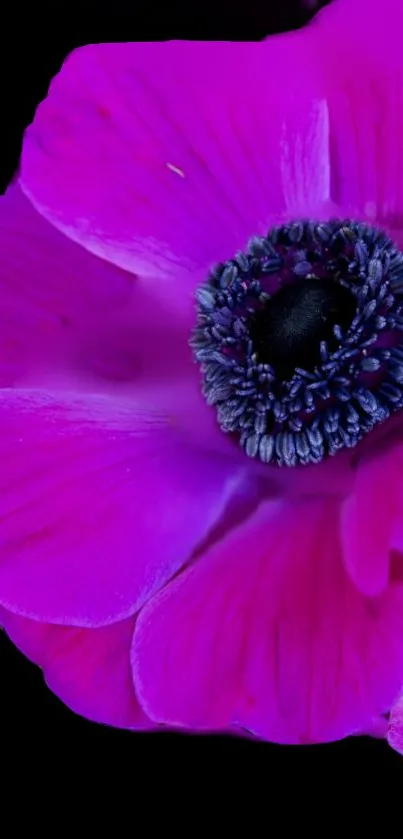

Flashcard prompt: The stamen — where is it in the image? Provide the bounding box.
[191,220,403,466]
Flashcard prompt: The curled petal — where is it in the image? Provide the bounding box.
[0,607,150,730]
[20,37,329,319]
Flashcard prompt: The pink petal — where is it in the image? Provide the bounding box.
[0,183,193,392]
[132,500,403,744]
[341,444,403,597]
[0,606,149,729]
[356,715,390,740]
[387,691,403,755]
[20,2,403,292]
[20,38,330,313]
[0,388,242,625]
[0,183,239,478]
[310,0,403,229]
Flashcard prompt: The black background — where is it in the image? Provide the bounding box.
[1,0,403,797]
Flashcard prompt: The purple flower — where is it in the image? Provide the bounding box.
[1,0,403,750]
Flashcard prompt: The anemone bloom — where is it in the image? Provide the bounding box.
[2,0,403,753]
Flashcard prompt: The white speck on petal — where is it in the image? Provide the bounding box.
[166,163,185,178]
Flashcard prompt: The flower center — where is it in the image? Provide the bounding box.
[191,220,403,467]
[250,277,357,380]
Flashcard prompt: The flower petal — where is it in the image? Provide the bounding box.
[341,444,403,597]
[20,38,329,310]
[0,184,192,392]
[387,690,403,755]
[0,606,149,729]
[311,0,403,228]
[356,715,389,740]
[132,500,403,744]
[0,388,242,625]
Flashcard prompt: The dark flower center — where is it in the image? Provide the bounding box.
[191,220,403,467]
[250,277,357,380]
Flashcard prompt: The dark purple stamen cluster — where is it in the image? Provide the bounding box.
[191,220,403,466]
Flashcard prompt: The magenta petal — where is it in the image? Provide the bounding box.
[132,500,403,744]
[0,388,242,625]
[20,37,329,297]
[0,184,194,392]
[0,606,150,729]
[341,445,403,597]
[311,0,403,228]
[0,183,132,386]
[356,715,389,740]
[388,691,403,755]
